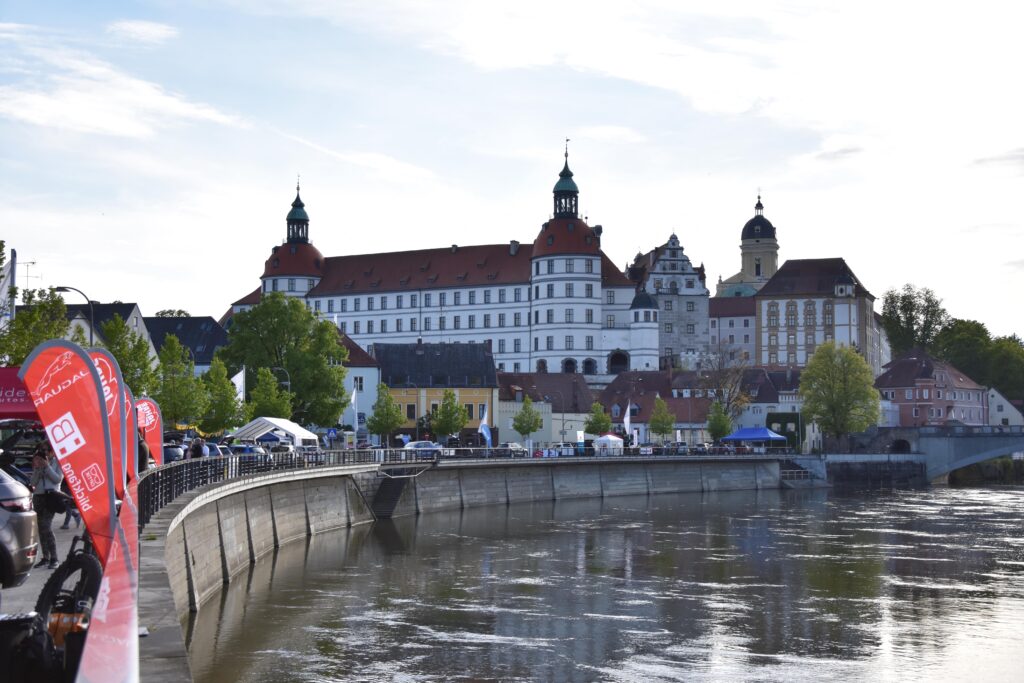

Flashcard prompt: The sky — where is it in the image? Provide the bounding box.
[2,1,1022,337]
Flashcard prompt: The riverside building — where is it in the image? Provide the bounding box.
[230,154,663,384]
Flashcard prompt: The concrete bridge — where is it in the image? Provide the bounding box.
[851,425,1024,481]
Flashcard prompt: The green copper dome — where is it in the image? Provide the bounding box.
[286,192,309,222]
[553,160,579,194]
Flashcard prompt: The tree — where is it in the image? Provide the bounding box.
[933,319,992,387]
[648,396,675,443]
[512,396,543,444]
[799,342,880,449]
[881,284,949,355]
[583,402,611,436]
[986,336,1024,402]
[431,389,468,440]
[697,343,751,420]
[152,334,209,427]
[0,288,69,366]
[247,367,292,418]
[217,292,347,426]
[99,313,155,395]
[707,402,732,443]
[200,357,248,434]
[156,309,190,317]
[366,384,405,446]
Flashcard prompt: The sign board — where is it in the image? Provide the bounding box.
[576,430,585,443]
[326,427,338,439]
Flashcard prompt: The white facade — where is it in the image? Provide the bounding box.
[988,388,1024,427]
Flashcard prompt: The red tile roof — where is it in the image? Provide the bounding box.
[497,373,594,412]
[338,334,377,367]
[262,242,325,278]
[231,287,261,307]
[531,216,603,258]
[874,349,983,390]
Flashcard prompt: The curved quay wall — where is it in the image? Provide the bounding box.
[138,457,780,681]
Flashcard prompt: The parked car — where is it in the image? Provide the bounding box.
[0,467,38,589]
[163,444,185,462]
[404,440,440,458]
[231,444,270,465]
[498,442,528,457]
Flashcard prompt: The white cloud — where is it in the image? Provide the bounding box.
[106,20,178,45]
[0,25,240,137]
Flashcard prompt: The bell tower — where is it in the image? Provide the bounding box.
[286,181,309,244]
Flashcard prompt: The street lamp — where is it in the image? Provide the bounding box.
[55,286,93,345]
[270,366,291,391]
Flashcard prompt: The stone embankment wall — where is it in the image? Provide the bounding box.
[140,459,779,681]
[167,474,373,615]
[367,459,782,518]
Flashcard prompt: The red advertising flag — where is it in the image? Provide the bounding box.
[88,349,127,500]
[123,385,138,481]
[136,397,163,467]
[19,340,117,567]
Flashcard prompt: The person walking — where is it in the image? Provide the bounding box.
[59,478,81,529]
[30,440,64,569]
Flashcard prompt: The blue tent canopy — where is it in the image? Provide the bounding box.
[721,427,788,442]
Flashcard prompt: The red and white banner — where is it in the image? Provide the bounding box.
[135,396,163,467]
[19,340,117,567]
[123,385,138,481]
[88,348,127,500]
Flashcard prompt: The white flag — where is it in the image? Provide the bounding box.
[623,396,631,446]
[231,368,245,401]
[0,247,15,330]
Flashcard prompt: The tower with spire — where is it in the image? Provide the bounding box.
[286,181,309,244]
[716,194,780,297]
[552,143,579,218]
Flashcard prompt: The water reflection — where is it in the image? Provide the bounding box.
[188,487,1024,682]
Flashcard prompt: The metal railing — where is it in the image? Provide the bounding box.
[137,450,393,528]
[136,445,803,528]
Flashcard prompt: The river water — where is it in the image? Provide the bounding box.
[186,487,1024,682]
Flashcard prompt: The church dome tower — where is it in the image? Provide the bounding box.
[261,183,324,294]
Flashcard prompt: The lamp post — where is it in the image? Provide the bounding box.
[55,285,93,345]
[270,366,291,391]
[407,379,420,441]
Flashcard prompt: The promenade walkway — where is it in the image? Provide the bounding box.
[1,522,85,614]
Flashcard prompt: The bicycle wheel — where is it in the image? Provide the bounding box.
[34,553,103,621]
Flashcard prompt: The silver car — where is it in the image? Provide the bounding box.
[0,467,38,588]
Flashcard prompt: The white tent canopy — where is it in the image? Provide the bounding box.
[229,417,320,447]
[593,432,624,456]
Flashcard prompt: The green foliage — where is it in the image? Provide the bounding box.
[933,318,991,385]
[512,396,543,442]
[881,284,950,355]
[431,389,468,439]
[199,357,247,434]
[766,411,805,451]
[0,288,69,366]
[98,313,155,395]
[987,336,1024,402]
[583,402,611,436]
[366,384,405,444]
[648,396,675,441]
[217,292,348,426]
[69,325,89,347]
[707,402,732,442]
[155,309,190,317]
[152,334,209,428]
[247,367,292,418]
[799,342,880,443]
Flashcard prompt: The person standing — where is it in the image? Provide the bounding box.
[137,427,151,475]
[30,441,64,569]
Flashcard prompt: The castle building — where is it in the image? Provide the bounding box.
[626,234,711,369]
[753,257,888,375]
[231,156,662,381]
[716,196,780,297]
